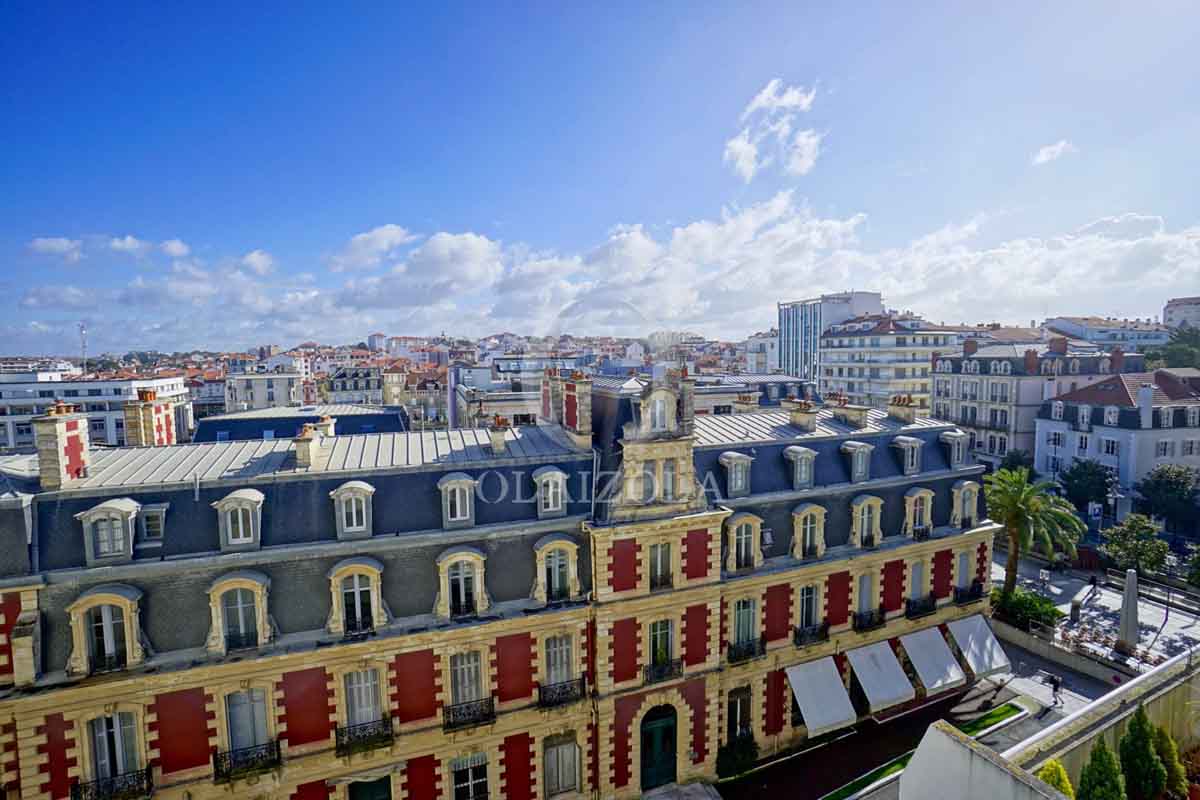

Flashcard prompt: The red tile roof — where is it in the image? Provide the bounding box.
[1052,370,1200,407]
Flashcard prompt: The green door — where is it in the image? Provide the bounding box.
[349,777,392,800]
[640,705,677,791]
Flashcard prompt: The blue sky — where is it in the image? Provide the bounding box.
[3,2,1198,354]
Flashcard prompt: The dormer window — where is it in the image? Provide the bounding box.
[850,495,884,548]
[1189,407,1200,427]
[939,430,968,468]
[1069,359,1080,374]
[784,446,817,490]
[212,488,265,552]
[327,557,386,637]
[206,571,272,655]
[952,480,980,528]
[75,498,140,566]
[1104,406,1120,426]
[1099,358,1111,374]
[791,503,827,560]
[533,534,581,604]
[651,398,667,431]
[532,466,568,519]
[719,452,754,498]
[891,436,922,476]
[840,441,874,483]
[903,487,935,538]
[724,513,763,572]
[66,584,146,676]
[330,480,375,540]
[1051,402,1064,420]
[438,473,478,529]
[1077,406,1091,427]
[1161,407,1174,428]
[436,547,489,619]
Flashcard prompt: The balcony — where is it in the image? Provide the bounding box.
[727,636,767,665]
[861,534,878,550]
[912,525,931,542]
[538,677,586,708]
[443,697,496,732]
[342,619,375,642]
[793,621,830,647]
[852,609,886,633]
[213,739,281,783]
[224,631,258,651]
[546,587,571,605]
[70,768,153,800]
[954,582,985,606]
[649,572,673,592]
[905,595,937,619]
[90,652,127,675]
[335,716,394,757]
[644,658,684,685]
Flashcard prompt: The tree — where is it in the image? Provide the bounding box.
[1119,705,1166,800]
[1035,759,1075,798]
[1154,725,1188,800]
[1135,464,1199,533]
[1100,514,1169,576]
[985,468,1086,595]
[1077,738,1125,800]
[1001,449,1036,474]
[1059,459,1114,512]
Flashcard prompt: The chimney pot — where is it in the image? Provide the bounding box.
[963,339,978,357]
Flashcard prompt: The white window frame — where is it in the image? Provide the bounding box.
[344,668,382,727]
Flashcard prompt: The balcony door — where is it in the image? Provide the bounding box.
[226,689,269,752]
[90,712,138,780]
[640,705,677,791]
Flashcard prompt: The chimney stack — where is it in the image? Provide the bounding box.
[488,415,509,455]
[1049,337,1068,355]
[1110,346,1125,373]
[314,415,336,438]
[32,401,90,490]
[1138,383,1155,429]
[548,370,564,425]
[963,339,978,357]
[293,423,322,467]
[732,393,760,414]
[123,388,176,447]
[886,394,918,424]
[561,372,592,448]
[1024,349,1039,375]
[780,398,818,432]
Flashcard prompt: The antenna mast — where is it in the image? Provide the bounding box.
[78,321,88,375]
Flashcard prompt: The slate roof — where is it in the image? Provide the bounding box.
[1,425,586,492]
[201,404,390,420]
[691,407,948,448]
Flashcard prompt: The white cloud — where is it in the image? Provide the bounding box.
[329,224,419,271]
[160,238,190,257]
[110,235,152,256]
[725,79,822,183]
[1031,139,1078,165]
[20,284,93,309]
[27,237,82,262]
[241,249,275,276]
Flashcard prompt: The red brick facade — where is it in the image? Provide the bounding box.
[825,571,851,626]
[494,633,536,702]
[682,603,709,667]
[610,618,640,683]
[402,755,441,800]
[36,713,74,800]
[976,541,990,584]
[764,669,786,735]
[609,539,641,592]
[148,687,213,774]
[0,593,22,681]
[763,584,792,641]
[500,733,534,800]
[393,649,440,722]
[881,560,906,613]
[278,667,335,747]
[683,530,711,580]
[932,549,953,598]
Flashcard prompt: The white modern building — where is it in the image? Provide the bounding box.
[260,351,312,379]
[1033,368,1200,520]
[224,372,301,411]
[778,291,884,381]
[0,372,191,450]
[1044,316,1171,349]
[819,314,959,411]
[367,332,387,352]
[1164,297,1200,329]
[744,330,780,373]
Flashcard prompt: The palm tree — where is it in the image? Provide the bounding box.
[985,467,1086,595]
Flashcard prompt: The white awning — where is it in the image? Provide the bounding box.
[947,615,1011,678]
[900,627,967,694]
[784,657,857,737]
[846,641,916,713]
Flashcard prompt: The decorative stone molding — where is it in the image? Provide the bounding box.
[939,429,969,468]
[849,495,884,548]
[890,435,923,476]
[205,570,272,656]
[531,466,568,520]
[437,472,478,530]
[74,498,140,566]
[950,480,981,528]
[724,512,763,572]
[211,488,265,552]
[326,556,387,636]
[435,546,489,619]
[790,503,827,559]
[65,584,146,676]
[902,487,935,537]
[840,441,874,483]
[329,480,376,540]
[718,452,754,499]
[783,445,817,490]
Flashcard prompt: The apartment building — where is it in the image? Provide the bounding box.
[0,370,1001,800]
[778,291,884,381]
[930,339,1143,469]
[818,315,959,412]
[1164,297,1200,329]
[743,330,779,374]
[186,375,226,420]
[1033,368,1200,520]
[0,372,191,450]
[1044,316,1171,349]
[328,366,385,405]
[224,372,301,411]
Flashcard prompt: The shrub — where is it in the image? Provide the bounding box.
[1035,759,1075,798]
[991,586,1065,632]
[715,734,759,779]
[1076,738,1125,800]
[1119,706,1165,800]
[1181,744,1200,783]
[1154,725,1188,800]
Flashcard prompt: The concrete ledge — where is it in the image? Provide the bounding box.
[990,618,1134,684]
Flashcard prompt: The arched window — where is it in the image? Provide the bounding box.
[792,503,827,560]
[532,535,580,603]
[88,605,127,673]
[66,584,145,676]
[342,574,374,634]
[545,549,570,602]
[88,712,139,781]
[222,588,258,650]
[735,523,754,570]
[651,397,667,431]
[859,504,875,543]
[448,561,476,618]
[532,466,568,519]
[801,515,817,553]
[212,488,265,551]
[913,494,928,527]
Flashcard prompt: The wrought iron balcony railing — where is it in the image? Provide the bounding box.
[224,630,258,651]
[912,525,931,542]
[793,621,830,647]
[212,739,281,783]
[649,572,673,592]
[537,677,586,708]
[954,582,985,605]
[90,652,127,675]
[335,716,394,757]
[727,635,767,664]
[70,768,153,800]
[643,658,684,685]
[852,609,886,633]
[905,595,937,619]
[546,587,571,604]
[342,619,375,641]
[443,697,496,731]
